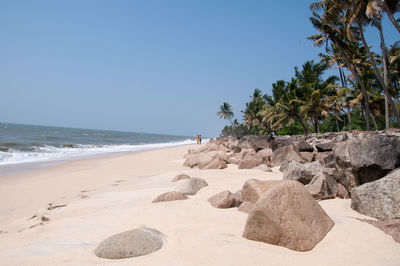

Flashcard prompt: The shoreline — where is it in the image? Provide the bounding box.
[0,144,399,265]
[0,141,197,177]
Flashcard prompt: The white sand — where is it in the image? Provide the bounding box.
[0,144,399,265]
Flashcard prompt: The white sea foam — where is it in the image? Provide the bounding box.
[0,139,197,166]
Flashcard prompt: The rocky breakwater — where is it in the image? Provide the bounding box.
[186,130,400,243]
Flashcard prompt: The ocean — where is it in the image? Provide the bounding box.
[0,123,195,167]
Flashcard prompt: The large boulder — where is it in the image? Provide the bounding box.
[283,161,324,185]
[270,145,306,167]
[247,135,275,151]
[332,140,357,191]
[333,135,400,192]
[152,191,188,203]
[175,177,208,195]
[305,172,338,196]
[241,179,281,204]
[358,219,400,243]
[296,141,314,152]
[238,158,263,169]
[183,151,227,169]
[228,149,255,165]
[242,181,334,251]
[254,148,273,163]
[208,191,242,208]
[203,157,228,169]
[351,168,400,220]
[94,227,163,259]
[316,141,336,152]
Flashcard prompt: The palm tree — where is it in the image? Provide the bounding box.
[381,0,400,33]
[309,2,373,130]
[217,102,234,126]
[344,0,400,125]
[242,89,266,134]
[261,79,309,135]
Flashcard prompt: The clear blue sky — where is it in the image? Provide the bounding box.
[0,0,397,137]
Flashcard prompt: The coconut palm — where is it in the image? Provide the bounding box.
[340,0,400,125]
[381,0,400,33]
[310,2,373,130]
[217,102,234,126]
[242,89,266,134]
[261,79,309,135]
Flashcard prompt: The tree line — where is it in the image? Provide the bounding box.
[218,0,400,136]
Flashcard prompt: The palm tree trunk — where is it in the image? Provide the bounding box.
[347,105,352,132]
[377,18,391,128]
[356,18,400,125]
[371,112,378,131]
[295,114,308,135]
[335,117,340,132]
[361,102,367,130]
[383,1,400,34]
[332,37,371,131]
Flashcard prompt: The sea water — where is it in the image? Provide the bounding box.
[0,123,195,167]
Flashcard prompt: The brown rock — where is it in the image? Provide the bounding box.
[241,179,281,204]
[171,174,190,182]
[243,181,335,251]
[208,191,241,208]
[152,191,188,203]
[238,202,254,213]
[238,158,263,169]
[358,219,400,243]
[336,183,350,199]
[300,152,314,162]
[203,157,228,169]
[270,145,305,167]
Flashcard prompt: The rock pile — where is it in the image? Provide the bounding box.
[185,131,400,211]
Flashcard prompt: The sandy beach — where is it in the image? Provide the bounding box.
[0,144,399,266]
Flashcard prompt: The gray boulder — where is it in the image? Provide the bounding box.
[296,140,314,152]
[351,168,400,220]
[333,135,400,192]
[94,227,163,259]
[175,177,208,195]
[270,145,305,167]
[306,172,338,196]
[283,161,324,185]
[316,141,336,152]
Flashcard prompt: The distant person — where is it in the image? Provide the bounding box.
[199,135,202,144]
[197,135,199,144]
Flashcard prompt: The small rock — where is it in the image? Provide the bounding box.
[171,174,190,182]
[208,191,241,208]
[94,227,163,259]
[175,177,208,195]
[152,191,188,203]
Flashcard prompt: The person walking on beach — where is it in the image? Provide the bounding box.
[199,135,202,144]
[197,135,200,144]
